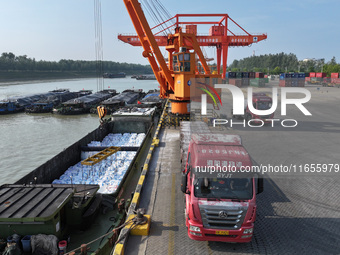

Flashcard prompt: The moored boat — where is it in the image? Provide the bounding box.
[25,90,81,113]
[140,89,164,109]
[95,89,145,114]
[135,74,156,80]
[0,105,159,254]
[103,72,126,78]
[0,101,24,114]
[55,90,117,115]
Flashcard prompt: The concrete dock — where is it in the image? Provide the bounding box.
[124,83,340,254]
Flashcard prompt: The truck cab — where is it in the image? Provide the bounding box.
[232,92,274,124]
[181,133,263,242]
[245,93,274,123]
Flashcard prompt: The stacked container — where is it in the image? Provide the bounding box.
[225,71,268,87]
[297,73,306,86]
[250,72,265,87]
[331,73,340,85]
[248,72,255,79]
[315,72,326,84]
[279,73,305,87]
[279,73,290,87]
[228,78,242,87]
[305,72,311,83]
[241,72,249,87]
[226,72,242,87]
[264,75,269,84]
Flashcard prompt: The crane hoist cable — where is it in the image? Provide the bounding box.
[155,0,173,23]
[153,0,175,33]
[141,1,158,28]
[141,0,168,36]
[149,0,172,34]
[141,0,174,36]
[94,0,104,92]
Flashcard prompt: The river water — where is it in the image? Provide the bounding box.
[0,78,158,185]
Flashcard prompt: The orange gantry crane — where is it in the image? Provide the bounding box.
[120,0,267,115]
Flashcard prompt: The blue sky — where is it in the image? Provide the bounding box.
[0,0,338,66]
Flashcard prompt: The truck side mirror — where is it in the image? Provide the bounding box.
[257,177,264,194]
[181,173,189,194]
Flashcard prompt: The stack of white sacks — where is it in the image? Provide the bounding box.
[53,133,145,194]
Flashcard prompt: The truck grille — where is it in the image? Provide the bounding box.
[205,234,238,238]
[199,206,247,229]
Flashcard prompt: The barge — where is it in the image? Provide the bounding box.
[0,105,159,254]
[95,90,145,114]
[0,101,24,114]
[0,90,92,114]
[103,72,126,78]
[135,75,156,80]
[25,90,83,114]
[55,90,117,115]
[140,89,164,109]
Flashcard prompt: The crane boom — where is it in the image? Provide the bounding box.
[122,0,174,91]
[122,0,223,115]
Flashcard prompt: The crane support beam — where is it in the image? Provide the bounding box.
[118,34,267,47]
[118,12,267,78]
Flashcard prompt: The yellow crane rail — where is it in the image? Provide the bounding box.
[81,146,121,166]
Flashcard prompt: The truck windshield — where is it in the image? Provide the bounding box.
[194,178,253,200]
[256,101,272,110]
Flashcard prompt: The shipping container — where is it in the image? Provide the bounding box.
[316,72,326,78]
[250,78,265,87]
[279,80,292,87]
[226,72,236,79]
[290,73,298,79]
[236,72,242,78]
[310,72,316,78]
[255,72,264,78]
[285,80,292,87]
[331,78,340,86]
[323,77,331,83]
[298,73,306,79]
[248,72,255,79]
[228,78,242,87]
[304,73,310,78]
[242,72,249,78]
[305,77,311,83]
[331,78,338,84]
[242,78,249,87]
[280,73,291,79]
[331,73,339,78]
[291,80,298,87]
[298,80,305,87]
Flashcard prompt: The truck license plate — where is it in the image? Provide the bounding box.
[215,230,229,235]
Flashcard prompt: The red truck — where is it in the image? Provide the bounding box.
[232,92,274,124]
[181,133,263,242]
